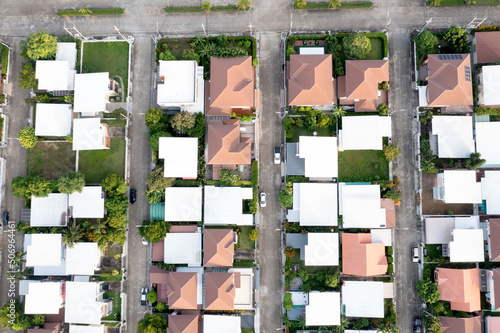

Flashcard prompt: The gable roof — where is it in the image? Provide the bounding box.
[475,32,500,64]
[287,54,335,106]
[342,233,388,276]
[203,229,234,267]
[206,119,251,165]
[167,314,200,333]
[492,268,500,311]
[166,272,198,310]
[436,268,481,312]
[487,316,500,333]
[440,316,482,333]
[490,219,500,262]
[210,56,255,108]
[204,272,237,310]
[426,54,473,107]
[342,60,389,100]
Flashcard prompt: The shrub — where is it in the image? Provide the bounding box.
[465,152,486,169]
[57,171,85,194]
[446,210,453,216]
[145,108,163,127]
[383,143,401,162]
[420,138,436,172]
[187,112,206,138]
[253,58,259,66]
[182,49,200,63]
[285,247,295,257]
[387,264,394,274]
[219,169,242,185]
[249,229,260,241]
[145,166,176,204]
[140,220,172,243]
[102,174,128,196]
[284,293,293,311]
[147,290,157,303]
[343,33,371,59]
[18,126,37,149]
[170,111,195,133]
[378,103,389,116]
[304,115,317,130]
[417,279,440,304]
[414,30,438,55]
[155,302,167,312]
[386,246,393,255]
[158,50,175,61]
[65,134,73,143]
[279,182,293,208]
[286,45,296,60]
[384,190,401,203]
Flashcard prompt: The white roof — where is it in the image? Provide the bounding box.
[24,281,62,314]
[56,43,77,69]
[345,330,378,333]
[69,186,105,218]
[69,325,105,333]
[158,137,198,178]
[289,291,309,306]
[476,122,500,167]
[480,65,500,106]
[342,281,384,318]
[431,116,474,158]
[165,187,202,221]
[449,229,485,262]
[25,234,62,267]
[66,243,100,275]
[339,184,386,228]
[288,183,338,226]
[203,315,241,333]
[164,232,202,267]
[298,136,338,178]
[299,47,325,55]
[482,171,500,214]
[306,292,340,326]
[65,282,102,325]
[30,193,69,227]
[228,268,254,310]
[339,116,392,150]
[204,186,253,225]
[442,170,482,204]
[73,118,107,151]
[35,60,74,91]
[370,228,393,247]
[424,217,455,244]
[305,233,339,266]
[74,73,109,113]
[157,60,196,105]
[35,103,73,136]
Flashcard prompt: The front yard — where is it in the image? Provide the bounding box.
[102,291,121,321]
[27,142,76,179]
[236,226,256,250]
[338,150,389,182]
[78,138,125,183]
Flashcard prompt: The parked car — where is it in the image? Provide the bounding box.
[274,147,281,165]
[130,188,137,204]
[412,246,419,263]
[2,211,8,226]
[260,193,266,207]
[141,237,148,246]
[414,317,422,333]
[140,288,148,305]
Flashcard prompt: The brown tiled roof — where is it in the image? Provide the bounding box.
[440,316,482,333]
[487,316,500,333]
[475,32,500,64]
[436,268,480,312]
[206,119,251,166]
[45,308,64,323]
[166,272,198,310]
[171,225,199,233]
[426,54,473,108]
[490,219,500,261]
[287,54,335,106]
[167,314,200,333]
[209,56,255,108]
[343,60,389,100]
[493,268,500,311]
[204,272,238,310]
[204,229,234,267]
[152,239,164,262]
[150,265,169,284]
[380,198,396,228]
[341,233,388,276]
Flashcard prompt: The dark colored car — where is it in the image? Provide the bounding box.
[141,288,148,306]
[2,211,8,226]
[414,317,422,333]
[130,188,137,204]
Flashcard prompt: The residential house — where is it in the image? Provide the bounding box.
[435,267,481,312]
[228,267,254,310]
[449,229,484,263]
[69,325,105,333]
[35,42,76,93]
[486,316,500,333]
[478,65,500,108]
[287,54,335,107]
[433,170,482,204]
[65,281,112,325]
[482,171,500,214]
[287,136,338,179]
[305,292,341,326]
[341,281,385,318]
[339,183,387,229]
[439,316,482,333]
[30,193,69,227]
[381,198,396,228]
[287,183,338,226]
[476,122,500,168]
[472,31,500,64]
[338,60,389,112]
[68,186,105,219]
[74,73,117,116]
[203,229,235,267]
[339,116,392,151]
[20,281,63,314]
[430,116,475,158]
[166,272,199,310]
[159,137,199,179]
[304,233,339,266]
[72,118,110,151]
[342,233,388,276]
[164,228,202,267]
[149,265,168,303]
[488,218,500,262]
[203,315,241,333]
[486,268,500,311]
[204,186,253,225]
[167,314,200,333]
[35,104,73,137]
[164,187,202,222]
[204,272,238,310]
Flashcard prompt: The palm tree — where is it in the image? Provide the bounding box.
[332,105,346,118]
[90,220,107,236]
[12,251,26,270]
[236,0,253,10]
[79,4,92,14]
[201,1,212,12]
[62,225,84,248]
[296,316,306,330]
[191,35,207,47]
[294,0,307,9]
[328,0,342,8]
[332,317,349,333]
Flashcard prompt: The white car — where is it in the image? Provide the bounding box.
[274,147,281,165]
[141,237,148,245]
[260,193,266,207]
[412,246,419,263]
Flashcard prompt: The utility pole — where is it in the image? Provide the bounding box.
[382,11,391,33]
[289,13,293,35]
[248,22,254,36]
[201,22,207,36]
[114,26,126,40]
[417,18,433,36]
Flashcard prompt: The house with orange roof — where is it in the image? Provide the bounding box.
[203,229,236,267]
[338,60,389,112]
[488,219,500,262]
[473,31,500,64]
[204,272,239,310]
[287,54,335,107]
[486,316,500,333]
[206,56,255,116]
[166,272,199,310]
[421,54,473,113]
[440,316,482,333]
[342,233,388,276]
[436,267,481,312]
[167,314,200,333]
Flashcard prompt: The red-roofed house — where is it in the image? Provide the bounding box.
[440,316,482,333]
[436,267,480,312]
[473,31,500,64]
[204,229,235,267]
[167,314,200,333]
[204,272,240,310]
[342,233,388,276]
[166,272,198,310]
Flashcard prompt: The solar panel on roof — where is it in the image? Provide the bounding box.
[438,54,463,61]
[465,65,471,82]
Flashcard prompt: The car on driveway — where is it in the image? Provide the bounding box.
[412,246,419,263]
[274,147,281,165]
[2,211,9,226]
[260,193,266,207]
[140,288,148,305]
[130,188,137,204]
[413,317,422,333]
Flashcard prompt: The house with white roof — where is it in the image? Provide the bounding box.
[228,267,254,310]
[24,234,63,267]
[339,183,386,229]
[69,325,105,333]
[158,137,198,179]
[476,122,500,168]
[65,281,111,325]
[157,60,205,113]
[20,281,63,314]
[30,193,69,226]
[287,183,337,226]
[68,186,105,218]
[293,136,338,179]
[204,186,253,225]
[74,73,116,116]
[342,281,384,318]
[304,233,339,266]
[203,315,241,333]
[433,170,482,204]
[339,116,392,151]
[430,116,475,158]
[478,65,500,108]
[35,43,77,93]
[164,229,202,267]
[305,292,341,326]
[164,187,202,222]
[449,229,484,262]
[34,103,73,137]
[72,118,110,151]
[424,216,480,244]
[482,171,500,215]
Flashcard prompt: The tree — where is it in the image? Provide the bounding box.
[294,0,307,9]
[106,213,128,229]
[351,318,370,330]
[137,313,168,333]
[105,195,129,215]
[237,0,253,10]
[249,229,260,241]
[328,0,342,8]
[18,62,38,90]
[304,115,317,131]
[20,31,57,60]
[384,190,401,203]
[104,227,127,246]
[187,112,206,138]
[155,302,166,312]
[0,299,33,331]
[201,1,212,12]
[141,220,171,243]
[465,152,486,169]
[79,4,92,14]
[219,169,242,185]
[343,33,371,59]
[318,269,340,288]
[417,279,441,304]
[145,108,163,128]
[32,314,45,326]
[145,166,176,204]
[443,26,470,53]
[89,219,108,235]
[279,182,293,208]
[284,293,293,311]
[415,30,439,54]
[425,315,442,333]
[465,0,476,4]
[170,111,195,133]
[332,105,346,118]
[18,126,37,149]
[159,50,176,61]
[285,247,295,257]
[182,49,200,63]
[11,175,53,201]
[378,103,390,116]
[102,174,127,196]
[57,171,85,194]
[64,93,74,104]
[147,290,157,303]
[383,143,401,162]
[62,225,84,248]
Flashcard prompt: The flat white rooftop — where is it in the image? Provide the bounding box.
[342,280,384,318]
[440,170,482,204]
[305,233,339,266]
[203,315,241,333]
[30,193,69,227]
[450,229,485,262]
[25,234,62,267]
[65,282,102,325]
[69,325,105,333]
[339,116,392,150]
[24,281,62,314]
[36,60,74,91]
[35,103,73,137]
[73,118,107,151]
[56,42,77,69]
[65,242,100,275]
[164,232,202,267]
[306,292,341,326]
[164,187,202,222]
[74,73,109,114]
[339,184,386,228]
[68,186,105,218]
[479,65,500,106]
[158,137,198,178]
[157,60,196,105]
[431,116,474,158]
[482,171,500,214]
[288,182,338,226]
[476,122,500,167]
[204,186,253,225]
[298,136,338,178]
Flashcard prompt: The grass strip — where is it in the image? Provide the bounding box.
[57,8,125,16]
[165,5,249,13]
[301,1,373,9]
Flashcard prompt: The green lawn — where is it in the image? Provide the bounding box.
[338,150,389,182]
[82,41,130,97]
[27,142,76,180]
[78,138,125,183]
[288,126,334,143]
[102,109,127,127]
[241,329,255,333]
[236,226,256,250]
[366,37,384,60]
[427,0,499,5]
[425,244,443,260]
[1,44,8,74]
[102,292,121,321]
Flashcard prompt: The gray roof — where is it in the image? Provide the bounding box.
[286,143,305,176]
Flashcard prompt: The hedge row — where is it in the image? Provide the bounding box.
[164,5,248,13]
[57,8,125,16]
[301,1,373,9]
[209,35,257,61]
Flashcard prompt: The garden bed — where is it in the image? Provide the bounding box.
[301,1,373,9]
[164,5,248,13]
[426,0,499,5]
[27,142,76,179]
[338,150,389,182]
[78,138,126,183]
[1,44,8,75]
[57,8,124,16]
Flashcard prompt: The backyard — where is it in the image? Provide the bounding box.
[336,33,387,64]
[78,138,125,183]
[102,291,121,322]
[289,126,334,143]
[338,150,389,182]
[236,226,256,250]
[27,142,76,179]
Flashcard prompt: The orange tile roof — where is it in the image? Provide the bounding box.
[487,316,500,333]
[204,272,238,310]
[287,54,335,106]
[204,229,235,267]
[490,219,500,262]
[166,272,198,310]
[380,198,396,228]
[341,233,388,276]
[436,268,480,312]
[493,268,500,311]
[342,60,389,100]
[475,32,500,64]
[167,314,200,333]
[149,265,169,284]
[152,239,164,262]
[206,119,251,166]
[426,54,473,108]
[209,56,255,108]
[440,316,482,333]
